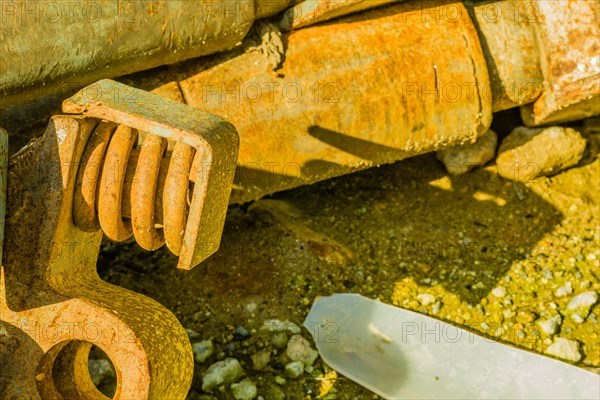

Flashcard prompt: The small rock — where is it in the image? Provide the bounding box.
[572,314,585,324]
[202,358,245,392]
[565,291,598,319]
[496,126,586,181]
[555,282,573,297]
[88,359,115,386]
[285,361,305,378]
[225,342,238,353]
[234,326,251,340]
[271,332,289,349]
[251,349,271,370]
[230,378,257,400]
[265,385,285,400]
[417,293,436,306]
[580,280,591,289]
[286,335,319,366]
[437,129,497,175]
[186,328,202,341]
[537,315,562,336]
[517,310,537,324]
[274,376,287,385]
[545,338,582,362]
[432,301,442,315]
[246,302,258,313]
[192,340,214,364]
[491,286,506,298]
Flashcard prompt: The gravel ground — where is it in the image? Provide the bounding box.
[94,115,599,399]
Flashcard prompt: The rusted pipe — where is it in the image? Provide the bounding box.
[179,0,493,203]
[0,0,301,108]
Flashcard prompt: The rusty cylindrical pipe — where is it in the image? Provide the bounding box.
[179,0,493,204]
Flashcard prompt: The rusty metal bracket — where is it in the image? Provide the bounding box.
[63,79,239,269]
[1,80,239,398]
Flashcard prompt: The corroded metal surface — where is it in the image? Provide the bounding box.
[1,80,240,397]
[180,0,493,204]
[276,0,405,30]
[132,134,168,251]
[63,79,240,269]
[0,116,193,398]
[466,0,543,112]
[520,0,600,125]
[0,126,7,264]
[0,0,297,108]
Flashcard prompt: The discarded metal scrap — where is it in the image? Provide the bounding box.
[0,80,238,398]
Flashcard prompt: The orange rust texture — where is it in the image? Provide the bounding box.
[180,1,493,204]
[62,79,240,269]
[1,116,193,398]
[466,0,543,112]
[521,0,600,125]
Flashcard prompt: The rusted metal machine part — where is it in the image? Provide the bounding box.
[275,0,405,30]
[0,126,6,264]
[519,0,600,126]
[0,0,300,108]
[180,0,493,204]
[0,117,192,399]
[465,0,544,112]
[63,79,239,269]
[0,81,239,398]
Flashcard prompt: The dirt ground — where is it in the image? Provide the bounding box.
[93,113,599,399]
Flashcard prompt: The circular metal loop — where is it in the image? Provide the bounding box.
[98,125,137,242]
[131,134,167,250]
[164,142,195,256]
[73,121,117,232]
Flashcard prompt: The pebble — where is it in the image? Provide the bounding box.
[271,332,289,349]
[555,282,573,297]
[265,385,285,400]
[274,376,287,386]
[517,311,537,324]
[545,338,582,362]
[432,301,442,315]
[251,349,271,370]
[285,361,305,378]
[496,126,586,182]
[234,326,251,340]
[491,286,506,298]
[417,293,436,306]
[88,359,115,386]
[537,315,562,336]
[572,314,585,324]
[565,291,598,319]
[230,378,258,400]
[202,358,245,392]
[580,280,591,289]
[225,342,238,352]
[186,328,202,341]
[286,335,319,366]
[192,340,214,364]
[437,129,497,175]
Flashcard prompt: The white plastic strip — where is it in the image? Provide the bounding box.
[304,294,599,399]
